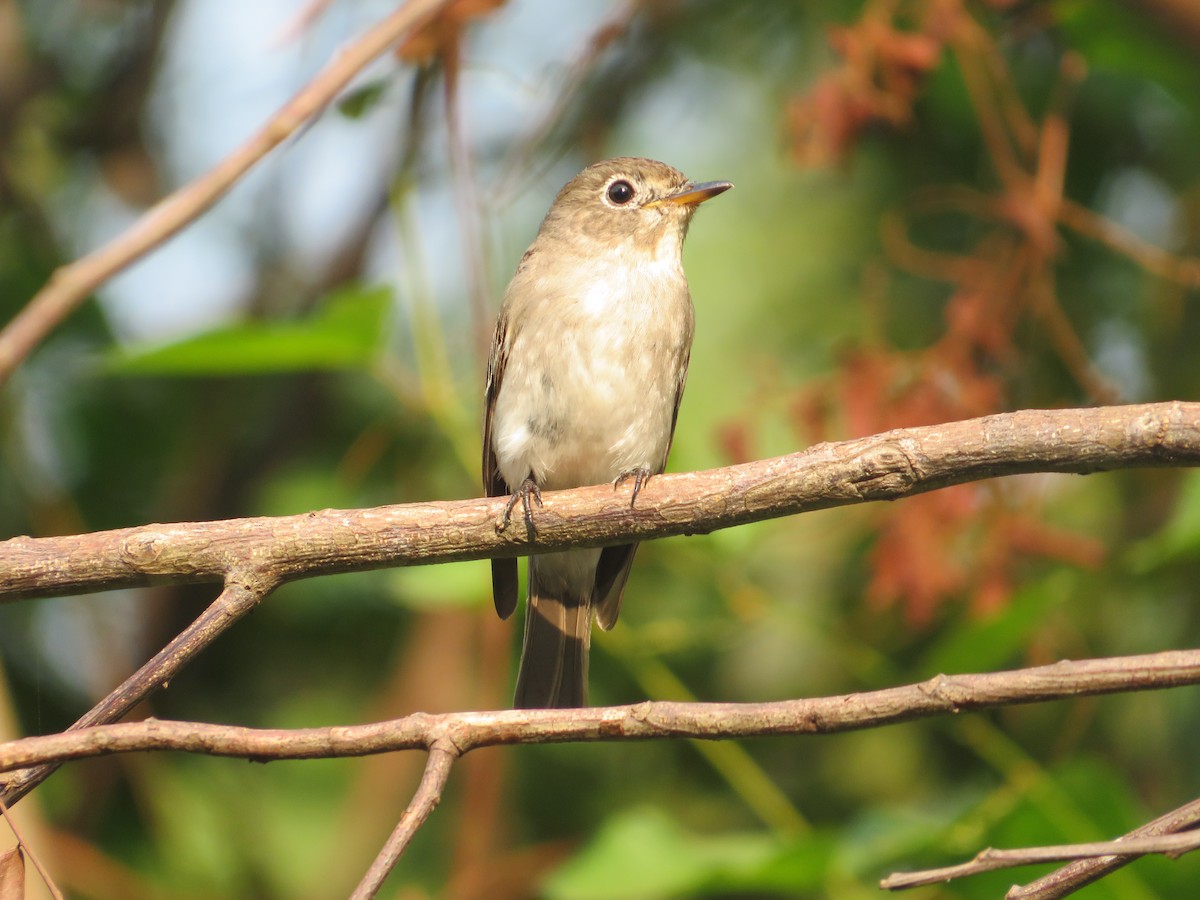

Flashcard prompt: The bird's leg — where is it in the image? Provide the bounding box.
[613,465,653,508]
[501,474,543,534]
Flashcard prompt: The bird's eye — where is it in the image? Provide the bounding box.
[606,179,635,205]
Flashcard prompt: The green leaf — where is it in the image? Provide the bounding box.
[337,79,389,119]
[1127,471,1200,571]
[1058,1,1200,114]
[920,572,1072,676]
[386,559,491,610]
[543,807,829,899]
[835,792,981,876]
[106,284,391,376]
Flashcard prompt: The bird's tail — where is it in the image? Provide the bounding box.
[513,563,591,709]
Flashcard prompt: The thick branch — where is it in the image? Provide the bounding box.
[1,651,1198,772]
[0,0,450,386]
[3,402,1198,602]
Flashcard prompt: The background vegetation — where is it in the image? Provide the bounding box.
[2,0,1200,897]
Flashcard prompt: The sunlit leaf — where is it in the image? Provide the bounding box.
[543,807,828,898]
[106,284,391,376]
[386,559,490,610]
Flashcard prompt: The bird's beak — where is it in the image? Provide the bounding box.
[646,180,733,208]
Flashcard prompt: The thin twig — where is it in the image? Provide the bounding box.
[0,577,274,806]
[350,742,459,899]
[1,651,1198,881]
[1059,198,1200,287]
[496,0,646,199]
[1,650,1199,773]
[1029,267,1122,404]
[0,0,451,386]
[441,37,494,360]
[0,796,64,900]
[1031,52,1086,228]
[882,831,1200,890]
[950,19,1025,188]
[1008,796,1200,899]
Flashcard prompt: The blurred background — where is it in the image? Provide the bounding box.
[2,0,1200,897]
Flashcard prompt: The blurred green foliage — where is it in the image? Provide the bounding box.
[106,285,392,376]
[2,1,1200,898]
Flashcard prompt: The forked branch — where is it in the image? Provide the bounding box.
[1,651,1199,895]
[2,401,1199,896]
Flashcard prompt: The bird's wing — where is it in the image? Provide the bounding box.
[594,544,636,631]
[483,309,520,620]
[663,343,692,468]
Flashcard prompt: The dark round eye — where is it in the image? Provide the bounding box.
[606,179,635,205]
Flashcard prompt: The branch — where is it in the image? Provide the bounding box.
[881,832,1200,891]
[2,402,1198,888]
[1,651,1198,772]
[0,797,64,900]
[0,0,451,386]
[4,402,1198,602]
[1007,796,1200,899]
[2,650,1198,890]
[0,577,274,805]
[350,743,458,900]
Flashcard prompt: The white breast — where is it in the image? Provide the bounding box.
[492,236,694,492]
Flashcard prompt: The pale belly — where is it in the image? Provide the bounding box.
[492,305,690,492]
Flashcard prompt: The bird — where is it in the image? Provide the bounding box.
[482,157,732,708]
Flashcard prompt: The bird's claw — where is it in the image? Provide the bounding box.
[500,475,543,535]
[613,466,653,508]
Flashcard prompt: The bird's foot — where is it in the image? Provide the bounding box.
[613,466,653,508]
[500,475,543,534]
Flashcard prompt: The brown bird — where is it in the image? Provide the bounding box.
[483,157,731,707]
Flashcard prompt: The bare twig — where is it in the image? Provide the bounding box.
[1058,198,1200,288]
[0,796,64,900]
[3,403,1198,602]
[0,0,451,386]
[442,39,494,359]
[497,0,646,195]
[2,650,1199,883]
[0,576,276,806]
[1029,268,1122,404]
[1008,796,1200,899]
[882,831,1200,890]
[1,650,1199,773]
[351,742,459,900]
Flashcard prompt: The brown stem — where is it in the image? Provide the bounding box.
[1007,796,1200,899]
[0,0,451,386]
[350,742,459,899]
[1,650,1198,772]
[0,576,275,805]
[3,403,1198,602]
[0,797,64,900]
[882,832,1200,890]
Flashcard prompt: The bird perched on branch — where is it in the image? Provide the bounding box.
[483,157,731,708]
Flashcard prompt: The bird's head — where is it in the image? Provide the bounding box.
[538,157,732,254]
